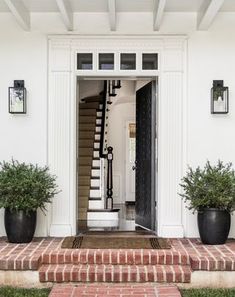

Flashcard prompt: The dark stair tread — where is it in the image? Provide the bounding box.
[92,166,100,170]
[89,197,102,201]
[81,95,103,103]
[80,175,100,180]
[90,187,100,190]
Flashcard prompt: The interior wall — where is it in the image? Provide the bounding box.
[106,81,136,204]
[79,80,103,101]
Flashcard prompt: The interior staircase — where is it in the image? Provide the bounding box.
[78,82,120,228]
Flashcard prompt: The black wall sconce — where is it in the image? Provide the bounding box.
[211,80,229,114]
[9,80,26,114]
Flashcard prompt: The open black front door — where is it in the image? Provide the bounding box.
[135,81,156,230]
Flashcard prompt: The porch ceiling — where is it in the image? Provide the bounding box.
[0,0,234,31]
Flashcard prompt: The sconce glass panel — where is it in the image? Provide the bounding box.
[9,87,26,114]
[77,53,93,70]
[211,80,229,114]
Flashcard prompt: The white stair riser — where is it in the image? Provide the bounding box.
[99,104,103,109]
[92,160,100,167]
[87,212,119,221]
[88,200,103,209]
[96,127,101,133]
[87,220,119,228]
[91,179,100,187]
[97,111,102,117]
[95,134,101,141]
[93,151,99,158]
[92,169,100,177]
[96,119,102,125]
[89,189,101,197]
[94,142,100,149]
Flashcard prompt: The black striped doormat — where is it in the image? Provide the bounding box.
[61,235,171,249]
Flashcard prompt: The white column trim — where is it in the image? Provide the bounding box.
[47,36,187,237]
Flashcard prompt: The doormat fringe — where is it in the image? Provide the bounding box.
[61,235,171,249]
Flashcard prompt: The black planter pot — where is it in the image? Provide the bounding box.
[197,208,231,245]
[4,208,37,243]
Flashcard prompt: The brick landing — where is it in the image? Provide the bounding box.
[0,237,234,287]
[49,284,181,297]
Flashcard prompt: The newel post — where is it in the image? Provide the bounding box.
[106,146,113,209]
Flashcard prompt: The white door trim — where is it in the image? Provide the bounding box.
[125,119,136,203]
[47,35,187,237]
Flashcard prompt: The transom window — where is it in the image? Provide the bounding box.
[76,52,159,71]
[99,53,114,70]
[120,53,136,70]
[77,53,93,70]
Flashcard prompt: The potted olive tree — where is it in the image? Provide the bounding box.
[0,160,58,243]
[180,160,235,245]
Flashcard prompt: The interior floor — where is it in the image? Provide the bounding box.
[77,203,136,233]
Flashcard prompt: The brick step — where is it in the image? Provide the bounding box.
[41,249,189,266]
[49,284,181,297]
[39,264,191,283]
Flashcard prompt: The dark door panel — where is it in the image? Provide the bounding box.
[135,81,156,230]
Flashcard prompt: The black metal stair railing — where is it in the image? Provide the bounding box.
[99,81,108,158]
[106,146,114,209]
[99,80,121,209]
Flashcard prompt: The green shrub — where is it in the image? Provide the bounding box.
[180,160,235,213]
[0,160,59,213]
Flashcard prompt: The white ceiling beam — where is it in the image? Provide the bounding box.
[55,0,73,31]
[4,0,30,30]
[197,0,225,30]
[153,0,166,31]
[108,0,116,31]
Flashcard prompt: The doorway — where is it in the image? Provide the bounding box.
[77,78,157,232]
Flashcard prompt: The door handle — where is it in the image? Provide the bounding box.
[132,165,136,171]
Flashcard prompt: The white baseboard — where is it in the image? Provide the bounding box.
[49,224,73,237]
[159,225,184,238]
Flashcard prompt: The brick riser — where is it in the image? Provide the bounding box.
[49,284,181,297]
[39,264,191,283]
[41,250,190,266]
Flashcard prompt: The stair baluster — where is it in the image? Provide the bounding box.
[106,146,113,209]
[99,81,108,158]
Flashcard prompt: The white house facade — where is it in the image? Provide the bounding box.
[0,0,235,239]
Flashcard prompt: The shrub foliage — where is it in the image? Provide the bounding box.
[180,160,235,213]
[0,160,58,213]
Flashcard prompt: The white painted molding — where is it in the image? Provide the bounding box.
[50,224,72,237]
[48,36,187,237]
[153,0,166,31]
[55,0,73,31]
[3,0,30,30]
[197,0,225,30]
[107,0,116,31]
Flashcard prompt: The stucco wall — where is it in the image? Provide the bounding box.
[0,12,235,236]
